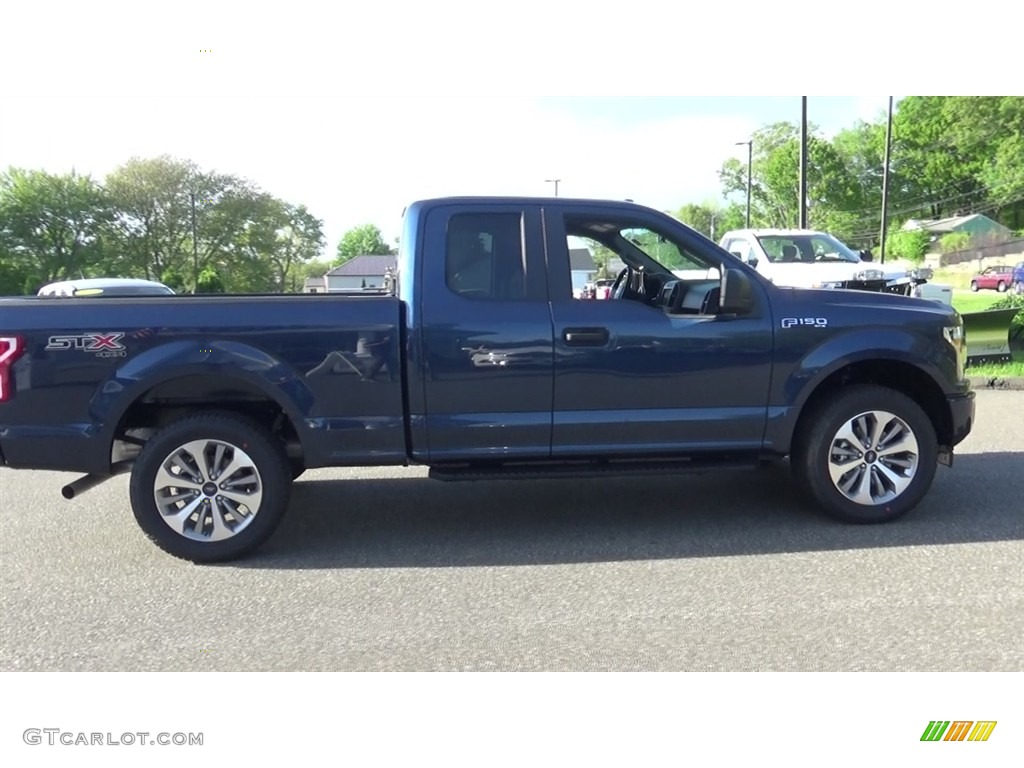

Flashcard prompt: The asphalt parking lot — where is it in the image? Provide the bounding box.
[1,390,1021,672]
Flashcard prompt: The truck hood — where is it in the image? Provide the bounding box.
[761,261,908,288]
[781,285,959,325]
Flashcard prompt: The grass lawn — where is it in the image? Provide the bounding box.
[966,360,1024,377]
[950,291,1004,314]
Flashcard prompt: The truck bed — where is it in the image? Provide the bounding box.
[0,293,408,473]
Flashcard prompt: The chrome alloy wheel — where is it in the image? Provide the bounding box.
[152,439,264,542]
[827,410,919,506]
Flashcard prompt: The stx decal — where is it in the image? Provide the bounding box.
[46,333,127,357]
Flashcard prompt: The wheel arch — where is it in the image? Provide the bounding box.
[107,371,309,470]
[790,359,953,452]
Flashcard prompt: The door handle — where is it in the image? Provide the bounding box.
[563,327,610,346]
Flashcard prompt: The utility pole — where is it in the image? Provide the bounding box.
[190,191,198,293]
[879,96,894,264]
[799,96,808,229]
[545,179,561,197]
[735,141,753,228]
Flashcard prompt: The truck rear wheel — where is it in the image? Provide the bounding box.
[129,411,291,562]
[792,385,937,523]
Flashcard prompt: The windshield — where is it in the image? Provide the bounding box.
[755,233,861,264]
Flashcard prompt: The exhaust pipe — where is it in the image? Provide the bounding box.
[61,461,134,500]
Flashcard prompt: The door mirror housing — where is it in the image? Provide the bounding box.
[860,249,873,262]
[720,268,756,315]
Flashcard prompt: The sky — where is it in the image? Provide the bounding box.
[0,2,1012,261]
[0,95,890,252]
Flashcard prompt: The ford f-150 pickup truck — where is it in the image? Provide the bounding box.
[0,197,975,562]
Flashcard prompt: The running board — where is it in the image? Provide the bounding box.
[428,456,762,482]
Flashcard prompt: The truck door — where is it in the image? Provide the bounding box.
[542,205,773,456]
[417,203,553,461]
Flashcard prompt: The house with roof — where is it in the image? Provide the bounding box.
[314,255,398,292]
[902,213,1013,243]
[302,276,326,293]
[569,247,598,296]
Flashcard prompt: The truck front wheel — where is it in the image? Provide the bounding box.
[129,411,292,562]
[792,385,937,523]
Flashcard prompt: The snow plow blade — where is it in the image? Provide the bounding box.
[961,308,1018,365]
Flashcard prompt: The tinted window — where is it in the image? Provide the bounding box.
[756,234,860,263]
[445,213,525,300]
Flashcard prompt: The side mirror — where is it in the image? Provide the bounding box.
[746,256,759,269]
[860,249,873,262]
[720,268,756,315]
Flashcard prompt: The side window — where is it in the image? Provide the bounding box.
[445,213,525,300]
[726,237,749,260]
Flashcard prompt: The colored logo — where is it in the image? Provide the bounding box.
[921,721,997,742]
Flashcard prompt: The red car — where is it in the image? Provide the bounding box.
[970,265,1014,292]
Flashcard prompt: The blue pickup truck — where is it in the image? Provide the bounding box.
[0,197,975,562]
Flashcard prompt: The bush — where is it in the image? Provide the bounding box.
[938,232,971,254]
[885,229,931,263]
[991,293,1024,334]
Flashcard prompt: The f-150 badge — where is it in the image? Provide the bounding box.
[780,317,828,329]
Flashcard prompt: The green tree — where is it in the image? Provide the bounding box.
[335,223,394,264]
[0,168,110,290]
[674,201,745,240]
[719,123,862,233]
[888,97,987,220]
[103,155,257,291]
[220,194,325,293]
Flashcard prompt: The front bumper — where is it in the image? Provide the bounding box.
[946,390,976,448]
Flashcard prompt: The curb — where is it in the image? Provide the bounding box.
[967,376,1024,390]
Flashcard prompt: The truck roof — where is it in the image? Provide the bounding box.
[407,196,664,212]
[721,229,831,239]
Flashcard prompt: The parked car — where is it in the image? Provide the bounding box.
[0,196,974,562]
[718,229,930,295]
[1011,262,1024,295]
[37,278,175,298]
[969,265,1014,292]
[594,278,615,299]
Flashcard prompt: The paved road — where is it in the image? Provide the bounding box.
[1,391,1021,671]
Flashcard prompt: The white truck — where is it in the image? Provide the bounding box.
[718,229,931,294]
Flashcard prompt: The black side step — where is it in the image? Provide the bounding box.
[428,456,761,482]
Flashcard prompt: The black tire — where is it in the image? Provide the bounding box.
[970,281,979,292]
[129,411,292,562]
[997,281,1007,292]
[791,385,937,524]
[289,460,306,481]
